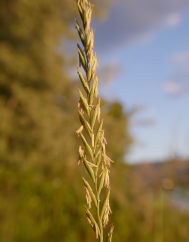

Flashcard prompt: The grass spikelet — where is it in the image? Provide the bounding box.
[78,110,92,138]
[89,75,98,105]
[77,44,86,70]
[102,154,114,167]
[103,199,112,227]
[78,145,84,164]
[104,168,110,188]
[78,89,90,116]
[76,125,84,136]
[106,224,115,242]
[83,156,95,183]
[100,189,110,220]
[87,66,92,82]
[91,98,100,128]
[96,147,103,168]
[95,120,103,149]
[75,20,85,47]
[85,186,92,209]
[80,133,93,160]
[77,67,90,94]
[85,207,101,237]
[98,168,105,194]
[77,1,84,21]
[83,177,97,207]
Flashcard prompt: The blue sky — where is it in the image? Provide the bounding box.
[90,0,189,163]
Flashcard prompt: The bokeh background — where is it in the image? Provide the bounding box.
[0,0,189,241]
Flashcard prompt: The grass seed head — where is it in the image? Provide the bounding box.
[76,0,114,239]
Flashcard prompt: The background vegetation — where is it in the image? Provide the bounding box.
[0,0,188,242]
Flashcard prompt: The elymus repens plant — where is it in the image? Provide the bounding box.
[75,0,115,241]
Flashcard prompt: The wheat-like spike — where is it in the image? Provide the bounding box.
[75,1,114,241]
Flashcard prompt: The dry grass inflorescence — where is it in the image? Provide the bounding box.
[75,0,115,241]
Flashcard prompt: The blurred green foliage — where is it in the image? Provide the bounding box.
[0,0,188,242]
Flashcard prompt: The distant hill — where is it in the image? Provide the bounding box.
[131,159,189,188]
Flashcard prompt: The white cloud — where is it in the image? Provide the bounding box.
[164,81,184,95]
[170,52,189,74]
[171,52,189,63]
[164,51,189,96]
[133,119,155,126]
[93,0,189,51]
[130,104,156,116]
[165,13,181,27]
